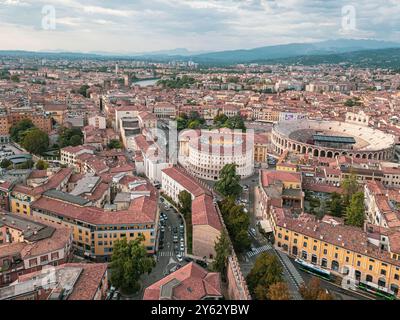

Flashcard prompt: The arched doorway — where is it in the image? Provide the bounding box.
[390,284,399,295]
[292,246,298,256]
[321,258,328,268]
[355,270,361,281]
[331,260,339,271]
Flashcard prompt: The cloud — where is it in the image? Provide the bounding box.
[0,0,399,52]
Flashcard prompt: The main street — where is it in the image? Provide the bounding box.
[121,200,188,300]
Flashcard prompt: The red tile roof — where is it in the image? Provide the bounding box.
[192,194,222,231]
[143,262,222,300]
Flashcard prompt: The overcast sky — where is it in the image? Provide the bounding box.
[0,0,399,53]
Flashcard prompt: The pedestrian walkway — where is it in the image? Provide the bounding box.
[275,250,304,300]
[246,244,273,258]
[158,251,175,257]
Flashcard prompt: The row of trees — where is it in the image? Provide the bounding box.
[219,197,251,253]
[176,112,247,132]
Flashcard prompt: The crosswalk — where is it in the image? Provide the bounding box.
[158,251,175,257]
[246,244,272,258]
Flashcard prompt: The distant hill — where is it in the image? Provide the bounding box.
[254,47,400,69]
[1,39,400,69]
[193,39,400,64]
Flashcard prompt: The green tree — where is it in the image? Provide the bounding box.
[10,74,20,83]
[78,84,90,97]
[213,114,228,128]
[345,191,365,227]
[36,159,49,170]
[58,127,83,148]
[210,231,231,281]
[299,278,334,300]
[224,115,246,131]
[342,173,359,206]
[21,128,49,155]
[176,114,188,131]
[246,253,283,300]
[215,163,243,198]
[69,135,82,146]
[10,119,34,143]
[110,236,156,294]
[178,190,192,216]
[328,192,344,217]
[0,158,13,169]
[267,282,291,300]
[107,139,122,150]
[219,197,250,252]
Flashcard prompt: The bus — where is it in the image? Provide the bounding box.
[295,258,332,281]
[358,281,396,300]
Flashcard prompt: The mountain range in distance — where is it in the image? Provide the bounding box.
[1,39,400,68]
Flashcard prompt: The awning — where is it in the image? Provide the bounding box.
[259,219,273,233]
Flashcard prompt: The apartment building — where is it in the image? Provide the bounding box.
[0,212,73,287]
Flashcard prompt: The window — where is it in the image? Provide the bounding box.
[303,242,307,248]
[366,275,373,282]
[51,252,59,260]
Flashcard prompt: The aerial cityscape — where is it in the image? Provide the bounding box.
[1,0,400,308]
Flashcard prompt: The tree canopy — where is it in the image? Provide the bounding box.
[345,191,365,227]
[246,252,284,300]
[299,278,334,300]
[328,192,345,217]
[266,282,291,300]
[58,127,83,148]
[219,197,250,253]
[36,159,49,170]
[215,163,243,198]
[10,119,34,143]
[107,139,123,150]
[110,236,155,294]
[210,230,231,281]
[21,128,49,155]
[178,190,192,216]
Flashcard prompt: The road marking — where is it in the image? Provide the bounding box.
[158,251,175,257]
[246,244,272,258]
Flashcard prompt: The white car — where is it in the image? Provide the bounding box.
[180,244,185,251]
[176,254,183,262]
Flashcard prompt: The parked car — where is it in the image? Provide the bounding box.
[184,257,193,263]
[195,260,208,268]
[176,254,183,262]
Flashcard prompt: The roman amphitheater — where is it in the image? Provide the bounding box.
[271,119,396,160]
[179,129,254,181]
